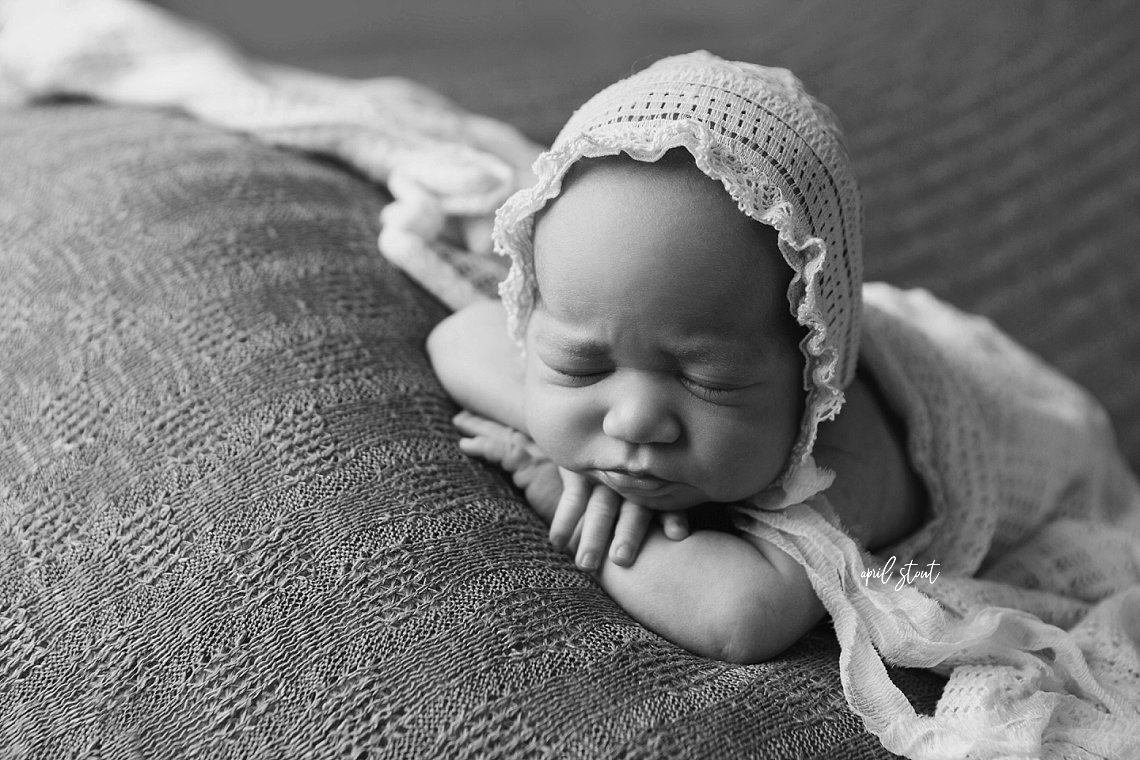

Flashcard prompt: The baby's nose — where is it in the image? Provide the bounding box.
[601,374,680,445]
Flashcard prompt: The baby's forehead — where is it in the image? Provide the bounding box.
[527,152,797,342]
[533,153,765,256]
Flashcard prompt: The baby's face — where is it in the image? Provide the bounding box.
[523,157,804,510]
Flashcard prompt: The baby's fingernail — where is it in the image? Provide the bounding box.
[612,544,633,565]
[577,551,598,571]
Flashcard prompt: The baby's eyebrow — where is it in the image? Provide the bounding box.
[674,339,760,368]
[537,331,609,359]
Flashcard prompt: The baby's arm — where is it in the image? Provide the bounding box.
[451,410,824,663]
[598,524,825,663]
[427,298,528,432]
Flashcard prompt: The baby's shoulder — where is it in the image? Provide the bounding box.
[813,368,927,551]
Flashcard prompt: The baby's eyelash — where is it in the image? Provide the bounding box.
[549,366,608,385]
[679,375,738,402]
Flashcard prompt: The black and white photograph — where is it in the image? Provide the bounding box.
[2,1,1139,757]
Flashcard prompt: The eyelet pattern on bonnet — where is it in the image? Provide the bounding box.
[494,50,864,502]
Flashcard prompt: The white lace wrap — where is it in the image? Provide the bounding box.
[0,0,542,285]
[493,51,863,489]
[737,284,1140,759]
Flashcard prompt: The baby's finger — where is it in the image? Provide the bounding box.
[661,511,690,541]
[452,410,510,438]
[497,429,535,472]
[608,501,652,567]
[456,430,533,473]
[457,435,492,459]
[549,470,590,551]
[575,486,622,572]
[456,430,513,466]
[565,518,583,555]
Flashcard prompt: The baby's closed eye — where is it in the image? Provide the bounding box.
[545,363,612,386]
[678,375,745,403]
[544,360,752,404]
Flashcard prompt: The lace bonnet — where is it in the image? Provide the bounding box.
[494,50,864,499]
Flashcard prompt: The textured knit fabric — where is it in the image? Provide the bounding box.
[0,100,936,760]
[495,51,863,489]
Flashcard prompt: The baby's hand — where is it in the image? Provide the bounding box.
[452,410,688,569]
[454,411,562,521]
[550,472,689,571]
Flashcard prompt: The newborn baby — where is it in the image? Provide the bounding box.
[429,53,922,662]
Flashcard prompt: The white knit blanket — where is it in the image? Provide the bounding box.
[0,0,539,310]
[5,1,1139,757]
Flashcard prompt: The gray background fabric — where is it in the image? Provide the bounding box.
[2,1,1138,758]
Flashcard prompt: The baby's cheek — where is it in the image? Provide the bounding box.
[521,381,560,450]
[524,384,592,468]
[688,418,785,500]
